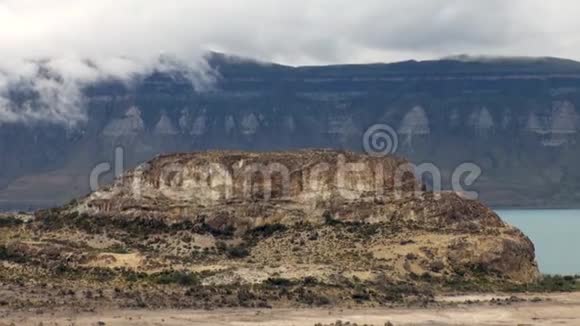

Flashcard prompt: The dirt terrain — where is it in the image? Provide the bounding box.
[2,292,580,325]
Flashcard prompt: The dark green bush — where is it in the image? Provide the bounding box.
[151,270,200,286]
[0,245,26,263]
[323,211,342,226]
[249,223,287,238]
[227,245,250,258]
[265,277,295,287]
[0,216,23,228]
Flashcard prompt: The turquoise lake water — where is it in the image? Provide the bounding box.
[496,209,580,275]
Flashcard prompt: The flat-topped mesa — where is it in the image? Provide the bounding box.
[51,150,539,284]
[70,150,502,230]
[75,150,409,212]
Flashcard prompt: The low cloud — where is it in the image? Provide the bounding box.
[1,0,580,124]
[0,55,215,125]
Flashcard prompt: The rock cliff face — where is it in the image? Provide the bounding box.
[66,150,539,284]
[74,150,414,222]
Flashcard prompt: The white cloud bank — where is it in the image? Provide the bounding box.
[1,0,580,124]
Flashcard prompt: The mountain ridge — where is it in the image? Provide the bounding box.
[2,52,580,210]
[208,51,580,69]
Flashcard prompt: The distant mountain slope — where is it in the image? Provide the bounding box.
[2,53,580,209]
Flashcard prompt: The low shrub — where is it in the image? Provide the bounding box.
[227,246,250,259]
[0,245,28,263]
[265,277,296,287]
[0,216,23,228]
[249,223,287,238]
[151,270,200,286]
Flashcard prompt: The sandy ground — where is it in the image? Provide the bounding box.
[2,293,580,326]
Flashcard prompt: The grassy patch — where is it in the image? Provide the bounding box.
[105,243,130,254]
[509,275,580,292]
[441,274,580,293]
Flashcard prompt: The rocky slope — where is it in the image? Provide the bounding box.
[3,54,580,209]
[0,150,539,310]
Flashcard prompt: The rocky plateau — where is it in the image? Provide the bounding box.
[0,150,543,310]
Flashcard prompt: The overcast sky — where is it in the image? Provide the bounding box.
[1,0,580,65]
[2,0,580,124]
